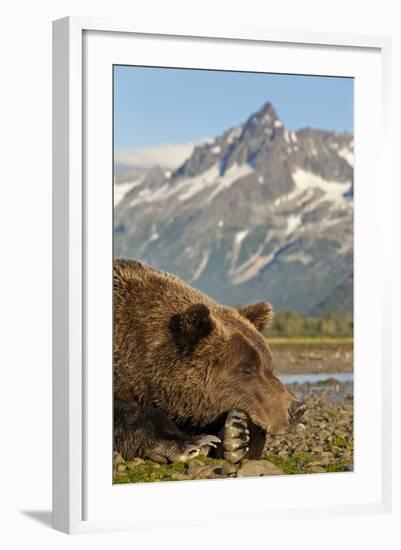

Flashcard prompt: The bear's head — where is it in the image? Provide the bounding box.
[168,301,305,435]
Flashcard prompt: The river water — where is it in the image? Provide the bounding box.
[279,372,354,385]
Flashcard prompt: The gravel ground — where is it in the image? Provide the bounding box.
[263,383,353,475]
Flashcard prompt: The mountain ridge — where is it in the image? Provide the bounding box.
[114,101,354,316]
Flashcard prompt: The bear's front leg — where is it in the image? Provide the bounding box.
[114,400,220,463]
[219,409,266,463]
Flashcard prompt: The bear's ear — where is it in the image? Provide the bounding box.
[238,302,273,332]
[169,303,213,351]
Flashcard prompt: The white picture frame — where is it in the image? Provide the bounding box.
[52,16,392,534]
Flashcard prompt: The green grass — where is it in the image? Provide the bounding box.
[268,337,354,345]
[113,455,230,484]
[114,453,352,483]
[195,455,228,466]
[331,436,348,448]
[266,452,351,475]
[114,460,187,484]
[265,452,315,474]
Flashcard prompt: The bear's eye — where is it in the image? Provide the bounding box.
[242,364,255,375]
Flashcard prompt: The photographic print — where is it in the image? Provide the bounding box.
[113,66,354,484]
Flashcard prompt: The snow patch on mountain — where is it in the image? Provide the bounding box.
[232,248,277,285]
[178,164,221,201]
[292,168,351,205]
[138,227,161,254]
[227,127,243,143]
[123,160,254,207]
[284,129,290,143]
[283,251,313,265]
[235,229,249,245]
[229,229,250,270]
[337,146,354,167]
[286,214,302,235]
[206,163,253,203]
[191,250,210,281]
[114,179,143,206]
[274,187,304,208]
[129,183,170,208]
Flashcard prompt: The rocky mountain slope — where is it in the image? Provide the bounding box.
[114,102,353,316]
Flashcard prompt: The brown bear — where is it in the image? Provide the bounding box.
[113,259,305,464]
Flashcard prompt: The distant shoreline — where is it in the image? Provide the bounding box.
[269,337,353,345]
[270,339,353,375]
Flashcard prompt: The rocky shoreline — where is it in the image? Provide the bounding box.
[113,379,353,483]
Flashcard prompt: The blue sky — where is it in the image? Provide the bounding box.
[114,66,353,153]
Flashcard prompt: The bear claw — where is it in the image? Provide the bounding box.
[221,409,251,463]
[193,434,221,456]
[175,443,201,463]
[193,434,221,448]
[174,435,221,463]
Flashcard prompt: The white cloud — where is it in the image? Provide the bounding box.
[115,142,197,171]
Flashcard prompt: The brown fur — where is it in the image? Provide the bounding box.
[114,259,298,436]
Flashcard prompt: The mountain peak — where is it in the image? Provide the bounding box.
[258,101,279,120]
[245,101,282,128]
